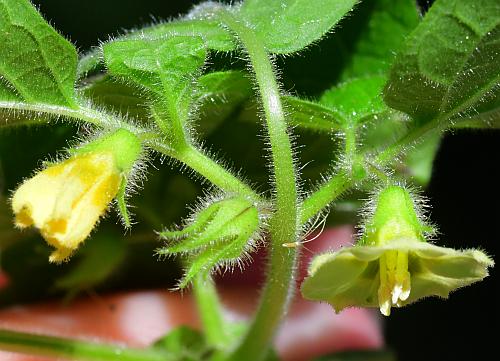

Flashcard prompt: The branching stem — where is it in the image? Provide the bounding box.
[148,142,259,201]
[217,9,299,361]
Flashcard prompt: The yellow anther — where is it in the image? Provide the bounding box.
[378,250,411,316]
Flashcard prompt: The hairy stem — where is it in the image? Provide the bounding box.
[218,9,299,361]
[192,275,230,349]
[0,329,171,361]
[344,125,357,164]
[301,119,448,224]
[0,101,109,127]
[149,142,259,201]
[375,118,445,165]
[176,145,259,200]
[300,171,351,224]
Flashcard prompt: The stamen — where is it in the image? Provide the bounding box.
[378,250,411,316]
[378,253,392,316]
[396,250,411,301]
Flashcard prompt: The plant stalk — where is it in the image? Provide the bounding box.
[217,9,299,361]
[300,171,351,225]
[0,329,171,361]
[148,142,259,201]
[192,274,230,349]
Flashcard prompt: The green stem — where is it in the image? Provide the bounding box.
[344,125,357,164]
[300,171,351,224]
[301,118,448,225]
[0,329,171,361]
[177,145,259,200]
[1,99,259,203]
[366,161,391,184]
[149,142,259,201]
[218,9,299,361]
[0,101,107,126]
[375,118,445,165]
[192,274,230,349]
[150,99,189,149]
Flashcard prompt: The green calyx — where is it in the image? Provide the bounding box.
[301,185,494,316]
[75,128,142,173]
[360,185,427,246]
[158,195,262,288]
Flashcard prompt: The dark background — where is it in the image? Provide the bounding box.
[23,1,500,360]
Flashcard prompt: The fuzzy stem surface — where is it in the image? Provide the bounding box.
[217,9,299,361]
[192,274,231,349]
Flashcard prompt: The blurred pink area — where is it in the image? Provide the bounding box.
[0,226,383,361]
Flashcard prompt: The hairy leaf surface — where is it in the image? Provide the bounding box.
[284,96,344,133]
[320,76,387,125]
[0,0,77,107]
[239,0,358,54]
[384,0,500,124]
[338,0,419,80]
[103,36,207,132]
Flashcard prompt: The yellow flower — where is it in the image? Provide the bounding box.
[301,185,494,316]
[301,239,493,316]
[12,152,121,262]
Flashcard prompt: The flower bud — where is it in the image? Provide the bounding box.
[11,129,142,263]
[158,195,262,288]
[302,185,494,316]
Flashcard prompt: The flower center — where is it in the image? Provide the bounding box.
[378,250,411,316]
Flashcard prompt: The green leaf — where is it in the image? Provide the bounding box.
[53,233,126,297]
[283,96,343,133]
[196,70,346,134]
[103,36,206,96]
[443,26,500,121]
[76,51,103,81]
[239,0,359,54]
[338,0,419,80]
[80,76,150,121]
[103,36,206,135]
[402,133,441,186]
[197,70,344,134]
[279,0,419,94]
[359,111,408,151]
[384,0,500,123]
[0,0,77,107]
[81,70,253,135]
[198,71,252,104]
[196,71,253,135]
[137,18,233,52]
[319,75,388,125]
[77,13,235,79]
[453,83,500,128]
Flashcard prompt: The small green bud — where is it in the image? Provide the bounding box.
[158,195,262,288]
[301,185,494,316]
[360,185,427,246]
